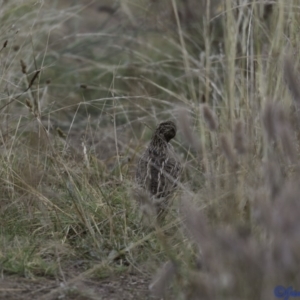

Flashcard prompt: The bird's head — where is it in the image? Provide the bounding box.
[155,121,177,142]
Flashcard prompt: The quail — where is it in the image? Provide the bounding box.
[135,121,181,221]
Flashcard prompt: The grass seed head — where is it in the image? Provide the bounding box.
[283,56,300,105]
[233,120,247,155]
[25,98,32,109]
[220,134,238,168]
[279,124,296,163]
[20,59,27,74]
[262,101,284,143]
[264,161,283,199]
[202,104,218,131]
[149,261,176,298]
[180,193,210,247]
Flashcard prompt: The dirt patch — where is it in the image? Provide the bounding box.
[0,273,153,300]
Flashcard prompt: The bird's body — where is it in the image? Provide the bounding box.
[135,121,181,219]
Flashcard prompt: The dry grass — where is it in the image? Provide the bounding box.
[1,0,300,299]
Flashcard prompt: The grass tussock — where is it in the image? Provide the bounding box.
[1,0,300,299]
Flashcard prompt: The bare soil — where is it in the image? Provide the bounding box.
[0,273,153,300]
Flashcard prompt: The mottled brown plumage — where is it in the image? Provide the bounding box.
[135,121,181,219]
